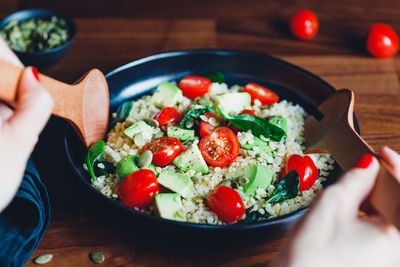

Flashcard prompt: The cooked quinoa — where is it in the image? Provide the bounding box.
[87,82,335,224]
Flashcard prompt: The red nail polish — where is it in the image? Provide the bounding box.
[355,154,374,169]
[31,67,40,81]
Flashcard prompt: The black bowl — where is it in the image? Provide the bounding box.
[0,9,76,70]
[64,50,357,241]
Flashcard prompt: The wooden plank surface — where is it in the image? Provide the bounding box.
[0,0,399,266]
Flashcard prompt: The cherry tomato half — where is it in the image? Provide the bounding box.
[282,154,318,191]
[289,9,319,40]
[239,109,256,116]
[243,83,279,105]
[199,112,224,138]
[142,137,183,166]
[199,127,239,168]
[153,107,183,126]
[206,186,245,223]
[178,75,211,99]
[118,169,160,208]
[367,23,399,58]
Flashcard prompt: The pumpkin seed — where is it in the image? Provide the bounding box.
[199,115,209,122]
[89,251,105,264]
[137,150,153,168]
[238,177,249,185]
[235,189,247,201]
[33,254,53,264]
[191,176,201,184]
[208,117,220,127]
[218,180,231,187]
[144,118,159,127]
[193,196,204,203]
[185,118,194,128]
[133,133,145,147]
[198,95,212,106]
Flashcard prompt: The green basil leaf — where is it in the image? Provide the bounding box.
[228,113,286,141]
[180,106,215,129]
[111,101,133,125]
[269,116,287,135]
[204,72,224,83]
[244,206,270,222]
[86,140,105,181]
[266,170,299,203]
[94,160,116,176]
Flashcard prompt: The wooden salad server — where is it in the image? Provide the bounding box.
[304,89,400,229]
[0,59,109,147]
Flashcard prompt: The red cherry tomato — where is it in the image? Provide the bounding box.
[289,9,319,40]
[283,154,318,191]
[153,107,183,126]
[142,137,183,166]
[367,23,399,58]
[117,169,160,208]
[239,109,256,116]
[199,127,239,167]
[243,83,279,105]
[178,75,211,99]
[199,112,224,138]
[206,186,245,223]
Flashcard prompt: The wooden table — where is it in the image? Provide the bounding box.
[2,0,399,266]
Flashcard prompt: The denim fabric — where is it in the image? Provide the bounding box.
[0,159,50,267]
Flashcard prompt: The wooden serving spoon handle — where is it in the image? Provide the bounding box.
[305,89,400,230]
[0,60,109,147]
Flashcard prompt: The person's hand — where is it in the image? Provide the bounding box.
[273,146,400,267]
[0,37,54,211]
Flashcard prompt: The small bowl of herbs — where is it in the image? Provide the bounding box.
[0,9,76,70]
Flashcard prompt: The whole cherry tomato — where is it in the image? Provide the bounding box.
[199,112,224,137]
[142,137,183,166]
[367,23,399,58]
[282,154,318,191]
[178,75,211,99]
[206,186,245,223]
[289,9,319,40]
[239,109,256,116]
[153,107,183,126]
[199,127,239,167]
[243,83,279,105]
[118,169,160,208]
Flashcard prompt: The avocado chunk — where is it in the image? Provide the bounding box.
[173,143,209,174]
[167,124,195,142]
[241,136,273,158]
[214,92,251,115]
[227,164,273,196]
[123,120,156,146]
[157,170,193,198]
[151,82,183,108]
[269,116,287,134]
[117,155,157,179]
[154,193,186,221]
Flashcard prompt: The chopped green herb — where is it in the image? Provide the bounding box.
[204,72,224,83]
[180,106,215,129]
[266,170,300,203]
[111,101,133,126]
[93,160,116,176]
[1,16,70,52]
[86,140,105,181]
[223,112,286,142]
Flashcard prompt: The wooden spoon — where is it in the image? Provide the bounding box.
[0,60,109,147]
[304,89,400,229]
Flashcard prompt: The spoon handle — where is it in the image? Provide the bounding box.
[0,60,76,121]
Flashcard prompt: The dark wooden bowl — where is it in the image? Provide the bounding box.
[64,50,358,242]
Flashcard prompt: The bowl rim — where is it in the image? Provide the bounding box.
[64,49,360,231]
[0,8,77,55]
